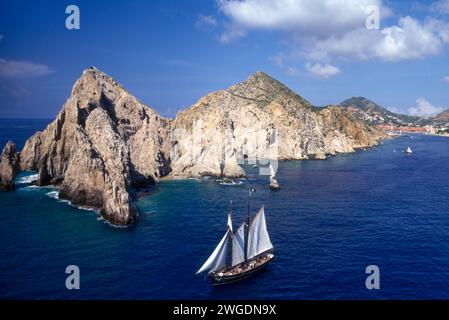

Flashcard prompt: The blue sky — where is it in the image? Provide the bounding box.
[0,0,448,118]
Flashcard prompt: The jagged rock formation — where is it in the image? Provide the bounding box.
[172,72,385,178]
[0,68,386,225]
[18,67,171,225]
[0,141,20,191]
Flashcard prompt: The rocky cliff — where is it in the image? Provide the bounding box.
[0,68,386,225]
[16,67,171,225]
[171,72,385,178]
[0,141,20,191]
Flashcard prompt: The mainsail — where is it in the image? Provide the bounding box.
[232,223,245,266]
[247,206,273,260]
[227,213,233,232]
[196,229,230,274]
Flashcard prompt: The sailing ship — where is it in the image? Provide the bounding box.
[196,190,274,285]
[406,147,413,154]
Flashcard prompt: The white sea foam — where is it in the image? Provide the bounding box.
[19,185,39,191]
[16,174,38,184]
[46,190,59,199]
[219,180,244,186]
[44,190,98,213]
[57,198,118,227]
[74,205,98,213]
[20,184,123,228]
[96,215,129,228]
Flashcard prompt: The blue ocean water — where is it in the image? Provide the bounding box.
[1,119,449,299]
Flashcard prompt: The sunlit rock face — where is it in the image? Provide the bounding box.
[171,71,385,176]
[1,68,386,225]
[18,67,171,225]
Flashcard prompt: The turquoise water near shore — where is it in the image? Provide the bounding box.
[1,119,449,299]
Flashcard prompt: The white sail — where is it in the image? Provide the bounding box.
[196,230,230,274]
[208,232,230,274]
[232,223,245,266]
[227,213,233,232]
[247,206,273,260]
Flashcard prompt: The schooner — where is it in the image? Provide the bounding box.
[196,189,274,285]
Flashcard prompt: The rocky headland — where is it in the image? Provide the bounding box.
[0,68,386,225]
[0,141,20,191]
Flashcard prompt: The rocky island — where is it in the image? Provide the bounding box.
[0,67,386,225]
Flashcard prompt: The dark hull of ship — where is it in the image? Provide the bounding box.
[211,253,274,286]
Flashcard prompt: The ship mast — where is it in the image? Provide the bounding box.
[244,187,255,263]
[229,200,233,218]
[228,200,233,232]
[227,200,233,268]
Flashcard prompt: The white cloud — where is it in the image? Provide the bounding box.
[219,25,247,43]
[269,54,285,68]
[305,62,340,79]
[269,53,301,76]
[195,14,217,32]
[431,0,449,14]
[219,0,390,38]
[429,19,449,43]
[305,17,449,62]
[216,0,449,71]
[0,59,53,78]
[408,97,445,117]
[375,17,445,61]
[286,66,300,76]
[444,76,449,83]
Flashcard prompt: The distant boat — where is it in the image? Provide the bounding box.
[269,176,280,190]
[406,147,413,154]
[269,164,280,190]
[196,189,274,285]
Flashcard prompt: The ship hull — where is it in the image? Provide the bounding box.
[211,253,274,286]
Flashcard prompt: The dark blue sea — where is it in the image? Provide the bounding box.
[1,119,449,299]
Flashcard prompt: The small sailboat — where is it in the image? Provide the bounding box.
[406,147,413,154]
[269,176,280,190]
[196,189,274,285]
[269,164,280,190]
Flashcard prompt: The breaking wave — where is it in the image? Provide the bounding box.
[43,189,126,228]
[217,179,244,186]
[16,174,38,184]
[46,190,59,199]
[45,190,98,213]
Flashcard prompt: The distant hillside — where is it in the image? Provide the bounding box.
[339,97,424,126]
[431,109,449,126]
